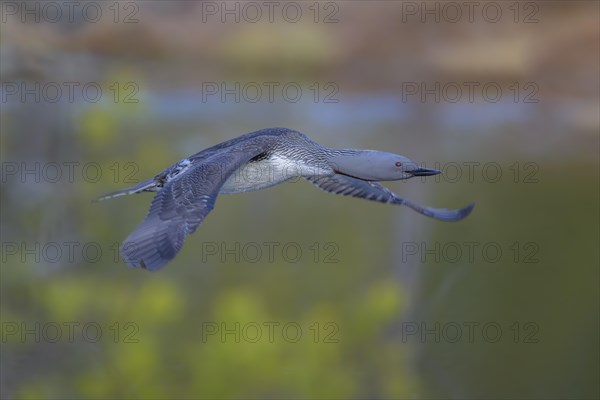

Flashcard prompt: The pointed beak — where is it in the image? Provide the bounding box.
[409,167,441,177]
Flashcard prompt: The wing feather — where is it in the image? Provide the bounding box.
[121,137,278,271]
[306,174,474,222]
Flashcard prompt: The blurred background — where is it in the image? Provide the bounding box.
[1,1,598,399]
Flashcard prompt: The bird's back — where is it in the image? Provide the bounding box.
[188,127,304,162]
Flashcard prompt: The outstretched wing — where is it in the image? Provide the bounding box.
[121,137,277,271]
[306,173,474,222]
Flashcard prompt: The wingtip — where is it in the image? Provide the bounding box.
[92,193,115,203]
[430,202,475,222]
[460,202,475,219]
[120,236,173,272]
[122,251,160,272]
[443,202,475,222]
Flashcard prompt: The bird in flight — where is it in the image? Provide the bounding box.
[97,128,474,271]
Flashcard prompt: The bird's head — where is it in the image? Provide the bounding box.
[328,150,440,181]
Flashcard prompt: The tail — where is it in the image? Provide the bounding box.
[93,179,158,203]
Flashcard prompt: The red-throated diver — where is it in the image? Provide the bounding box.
[97,127,474,271]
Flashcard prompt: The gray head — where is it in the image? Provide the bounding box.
[328,150,440,181]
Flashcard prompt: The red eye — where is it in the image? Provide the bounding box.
[395,162,402,167]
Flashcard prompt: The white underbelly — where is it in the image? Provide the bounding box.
[219,155,330,194]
